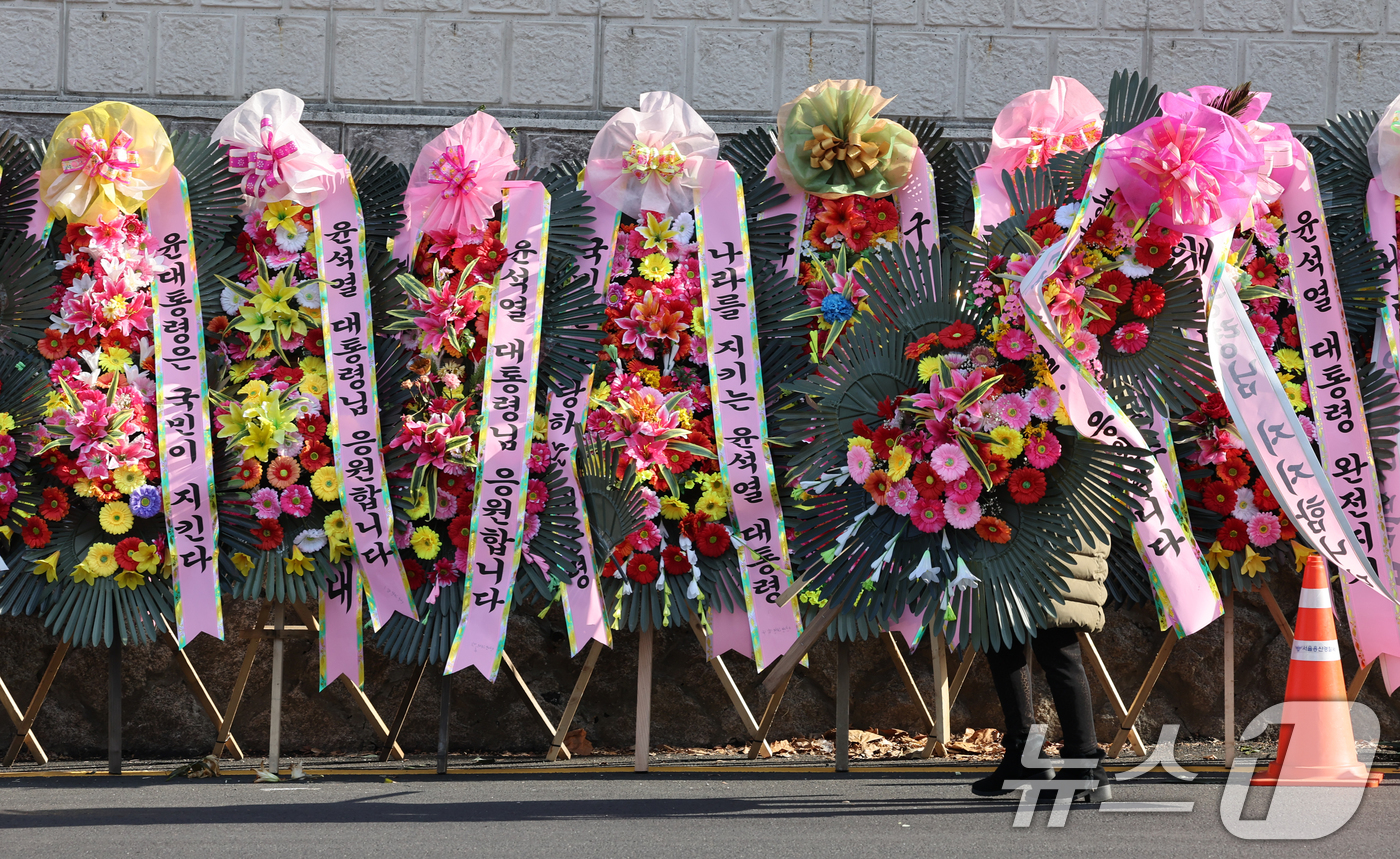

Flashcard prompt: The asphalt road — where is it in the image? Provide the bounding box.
[2,771,1397,858]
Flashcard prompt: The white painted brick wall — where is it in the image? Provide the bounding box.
[2,0,1400,134]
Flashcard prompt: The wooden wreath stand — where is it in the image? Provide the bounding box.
[212,601,401,773]
[1,615,242,772]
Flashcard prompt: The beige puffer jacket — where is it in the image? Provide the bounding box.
[1043,536,1110,634]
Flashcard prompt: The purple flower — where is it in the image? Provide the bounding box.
[128,485,162,519]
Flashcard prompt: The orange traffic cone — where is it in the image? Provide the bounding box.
[1252,556,1383,787]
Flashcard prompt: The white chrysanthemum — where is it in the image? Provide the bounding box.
[275,224,310,253]
[220,286,242,315]
[672,212,696,245]
[293,528,328,553]
[296,283,321,309]
[1054,203,1079,228]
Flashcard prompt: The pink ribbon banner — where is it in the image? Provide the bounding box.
[315,168,417,630]
[146,168,224,646]
[544,191,618,656]
[1019,154,1222,636]
[696,160,802,672]
[1279,145,1400,688]
[1366,180,1400,686]
[320,565,364,688]
[446,180,551,680]
[1207,270,1393,604]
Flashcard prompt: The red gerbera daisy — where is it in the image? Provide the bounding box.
[21,516,51,549]
[448,514,474,550]
[865,199,898,232]
[297,414,327,441]
[865,470,892,505]
[254,519,284,551]
[115,537,144,572]
[626,553,660,585]
[694,522,731,558]
[272,366,304,386]
[1007,468,1046,504]
[236,459,262,490]
[1083,215,1117,248]
[975,516,1013,544]
[1217,517,1249,551]
[1095,270,1132,305]
[1200,480,1237,515]
[911,463,945,500]
[38,487,70,521]
[1246,256,1278,288]
[37,328,68,361]
[1135,230,1179,268]
[1280,314,1300,348]
[304,327,325,356]
[984,452,1010,486]
[299,441,332,473]
[1216,454,1250,489]
[1085,301,1118,337]
[1253,476,1279,511]
[662,545,692,576]
[1130,281,1167,318]
[938,321,977,350]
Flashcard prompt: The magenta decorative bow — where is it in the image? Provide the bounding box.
[427,145,480,199]
[61,125,140,183]
[227,115,301,199]
[1124,118,1225,228]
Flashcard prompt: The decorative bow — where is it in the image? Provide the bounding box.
[227,115,301,199]
[1125,118,1226,228]
[624,140,685,184]
[1024,122,1101,169]
[803,123,889,178]
[427,145,480,199]
[61,125,140,183]
[1367,96,1400,196]
[40,102,174,224]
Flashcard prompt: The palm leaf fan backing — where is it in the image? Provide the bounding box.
[0,130,42,233]
[0,346,64,619]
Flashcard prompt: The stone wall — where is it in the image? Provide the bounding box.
[3,568,1400,759]
[1,0,1399,133]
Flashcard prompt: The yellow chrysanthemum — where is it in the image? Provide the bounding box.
[411,526,441,560]
[324,510,350,541]
[1283,381,1306,413]
[73,477,97,498]
[300,373,329,399]
[232,552,255,576]
[917,355,940,383]
[111,466,146,494]
[1054,401,1072,426]
[660,496,689,520]
[988,426,1025,460]
[99,502,134,535]
[0,413,16,434]
[639,253,673,282]
[85,542,119,577]
[98,347,132,373]
[405,487,431,520]
[299,355,327,376]
[848,436,874,453]
[229,360,256,383]
[312,466,340,502]
[1276,348,1304,372]
[886,445,912,482]
[71,562,98,586]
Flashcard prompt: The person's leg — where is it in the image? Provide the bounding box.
[1030,628,1110,801]
[971,641,1050,796]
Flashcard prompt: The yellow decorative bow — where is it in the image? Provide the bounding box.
[803,123,889,178]
[39,101,173,224]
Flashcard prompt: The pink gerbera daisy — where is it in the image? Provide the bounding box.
[930,443,969,481]
[279,485,313,518]
[992,393,1032,430]
[1025,432,1062,469]
[944,498,982,529]
[1067,330,1100,361]
[1028,386,1060,420]
[847,445,874,485]
[1248,512,1281,547]
[887,478,918,516]
[251,487,281,518]
[996,328,1036,361]
[945,470,982,504]
[910,497,946,533]
[1110,322,1150,354]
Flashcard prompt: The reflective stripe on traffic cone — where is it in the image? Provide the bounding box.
[1252,556,1383,787]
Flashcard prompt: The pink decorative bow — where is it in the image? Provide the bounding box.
[227,115,301,199]
[398,113,517,257]
[61,125,140,183]
[427,145,480,198]
[974,77,1104,231]
[212,89,343,206]
[1368,93,1400,196]
[1104,90,1264,237]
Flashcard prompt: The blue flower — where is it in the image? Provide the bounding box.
[821,293,855,324]
[128,485,162,519]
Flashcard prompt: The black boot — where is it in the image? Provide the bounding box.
[974,642,1050,797]
[1055,749,1112,802]
[971,740,1054,796]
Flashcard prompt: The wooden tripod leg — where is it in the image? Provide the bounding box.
[160,617,244,760]
[1259,582,1294,645]
[380,659,429,763]
[747,600,844,760]
[212,602,271,759]
[1224,595,1235,768]
[0,673,47,766]
[2,643,69,767]
[923,633,951,759]
[546,640,603,763]
[1107,632,1178,758]
[949,648,975,705]
[501,651,570,760]
[635,628,653,773]
[1348,660,1373,703]
[686,613,770,758]
[877,631,939,758]
[1077,632,1145,757]
[290,602,405,761]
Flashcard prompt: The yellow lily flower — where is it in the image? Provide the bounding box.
[1292,540,1316,572]
[131,542,162,576]
[33,551,59,583]
[232,552,255,576]
[240,421,278,462]
[262,200,304,234]
[71,562,97,586]
[637,212,679,250]
[1241,546,1268,578]
[285,548,315,577]
[1204,541,1234,571]
[115,569,144,590]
